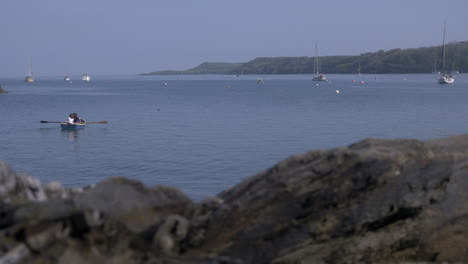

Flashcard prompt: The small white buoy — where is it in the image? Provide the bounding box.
[316,83,319,86]
[164,82,168,86]
[336,90,340,94]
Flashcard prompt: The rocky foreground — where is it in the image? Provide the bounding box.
[2,134,468,263]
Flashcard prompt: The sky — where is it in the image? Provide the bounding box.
[1,0,467,77]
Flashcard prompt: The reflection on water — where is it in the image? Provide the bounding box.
[39,127,58,133]
[61,129,82,150]
[62,129,81,141]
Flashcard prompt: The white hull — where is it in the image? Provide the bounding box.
[437,74,454,84]
[24,76,34,83]
[81,74,91,81]
[313,74,327,82]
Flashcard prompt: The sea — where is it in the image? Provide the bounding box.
[1,74,467,200]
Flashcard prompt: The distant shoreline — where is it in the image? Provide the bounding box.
[140,72,463,76]
[142,41,468,76]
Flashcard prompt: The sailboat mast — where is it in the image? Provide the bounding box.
[315,43,319,74]
[442,21,446,70]
[436,20,455,84]
[312,42,327,82]
[27,57,33,76]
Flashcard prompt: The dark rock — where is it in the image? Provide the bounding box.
[152,215,189,253]
[0,244,30,263]
[73,177,193,232]
[0,161,46,204]
[130,214,189,255]
[43,181,84,199]
[198,135,468,263]
[3,134,468,263]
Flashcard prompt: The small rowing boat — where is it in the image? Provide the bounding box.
[60,123,86,130]
[40,120,108,129]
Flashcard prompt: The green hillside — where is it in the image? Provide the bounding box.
[143,62,243,75]
[143,41,468,75]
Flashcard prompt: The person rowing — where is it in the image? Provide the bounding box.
[68,113,86,124]
[68,113,75,124]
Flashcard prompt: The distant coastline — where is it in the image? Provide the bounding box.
[142,41,468,75]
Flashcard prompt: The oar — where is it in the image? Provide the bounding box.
[40,121,108,124]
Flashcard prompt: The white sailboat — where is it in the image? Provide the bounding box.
[438,73,454,84]
[312,43,327,82]
[437,21,454,84]
[24,57,35,83]
[81,73,91,82]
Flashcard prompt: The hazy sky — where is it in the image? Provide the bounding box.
[1,0,467,77]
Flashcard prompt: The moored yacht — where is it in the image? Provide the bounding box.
[24,75,35,83]
[81,73,91,82]
[437,21,455,85]
[24,57,35,83]
[437,73,454,84]
[312,43,327,82]
[312,74,327,82]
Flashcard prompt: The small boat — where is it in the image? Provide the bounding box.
[40,119,106,129]
[24,57,35,83]
[437,21,455,84]
[61,122,85,130]
[256,78,264,84]
[81,73,91,82]
[312,43,327,82]
[64,75,71,81]
[312,74,327,82]
[437,73,454,84]
[24,75,35,83]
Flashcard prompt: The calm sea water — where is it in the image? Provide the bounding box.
[1,74,467,199]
